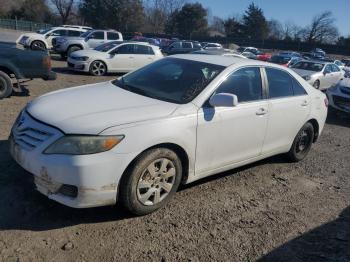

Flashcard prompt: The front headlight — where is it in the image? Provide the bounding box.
[73,56,89,61]
[44,135,124,155]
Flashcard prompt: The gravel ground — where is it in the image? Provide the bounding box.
[0,58,350,262]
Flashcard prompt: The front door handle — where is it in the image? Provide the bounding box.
[301,100,309,106]
[256,108,268,116]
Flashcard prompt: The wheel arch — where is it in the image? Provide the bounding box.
[307,118,320,142]
[68,44,84,51]
[117,142,190,199]
[30,39,48,49]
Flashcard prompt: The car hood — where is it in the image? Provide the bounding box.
[27,81,179,134]
[291,68,316,77]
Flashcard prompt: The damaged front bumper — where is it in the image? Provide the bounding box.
[9,111,132,208]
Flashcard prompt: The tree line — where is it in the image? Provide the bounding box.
[1,0,349,47]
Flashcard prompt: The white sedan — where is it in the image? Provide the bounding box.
[291,61,344,90]
[10,55,328,215]
[67,41,163,75]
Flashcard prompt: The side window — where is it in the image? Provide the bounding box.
[266,68,294,99]
[182,42,192,48]
[51,29,66,36]
[331,64,340,72]
[291,78,307,96]
[116,44,134,54]
[171,42,181,48]
[134,45,154,55]
[89,31,104,40]
[324,65,332,74]
[68,30,82,37]
[107,32,120,40]
[215,67,263,103]
[193,43,202,48]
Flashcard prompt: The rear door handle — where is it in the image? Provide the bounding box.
[256,108,268,116]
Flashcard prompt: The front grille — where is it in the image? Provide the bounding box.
[333,95,350,109]
[12,112,53,151]
[340,86,350,96]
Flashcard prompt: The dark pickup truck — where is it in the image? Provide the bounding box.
[0,44,56,99]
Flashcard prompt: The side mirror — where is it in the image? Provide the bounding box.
[209,93,238,107]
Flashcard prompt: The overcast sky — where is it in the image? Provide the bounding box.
[193,0,350,36]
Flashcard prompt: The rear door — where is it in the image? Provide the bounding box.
[47,29,67,47]
[86,31,105,48]
[262,67,311,154]
[182,42,193,53]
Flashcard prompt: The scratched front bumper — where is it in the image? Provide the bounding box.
[9,111,132,208]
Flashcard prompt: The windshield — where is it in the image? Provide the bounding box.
[37,28,52,34]
[292,61,324,72]
[112,57,225,104]
[95,42,120,52]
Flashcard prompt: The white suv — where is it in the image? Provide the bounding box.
[17,26,90,50]
[53,30,123,58]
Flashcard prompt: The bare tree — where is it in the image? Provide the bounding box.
[305,11,339,43]
[49,0,75,24]
[283,21,303,40]
[268,19,283,40]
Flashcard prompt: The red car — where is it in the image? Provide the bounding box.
[256,51,272,61]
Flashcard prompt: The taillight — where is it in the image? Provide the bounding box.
[43,56,51,71]
[324,98,329,107]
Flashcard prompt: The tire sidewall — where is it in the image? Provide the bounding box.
[0,71,12,99]
[31,41,46,50]
[289,123,314,162]
[121,148,182,215]
[313,80,320,89]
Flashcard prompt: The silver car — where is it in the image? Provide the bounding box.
[327,79,350,113]
[291,61,344,90]
[53,30,123,58]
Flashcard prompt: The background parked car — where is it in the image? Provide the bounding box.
[53,30,123,58]
[17,25,90,50]
[202,43,223,50]
[241,51,257,59]
[327,79,350,114]
[162,41,202,55]
[311,48,326,59]
[130,37,160,46]
[0,44,56,99]
[291,60,343,90]
[67,41,163,75]
[192,49,247,59]
[269,54,302,67]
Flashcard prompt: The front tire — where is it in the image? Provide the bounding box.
[0,71,13,99]
[313,80,320,89]
[89,60,107,76]
[120,148,183,215]
[287,122,314,162]
[30,40,46,51]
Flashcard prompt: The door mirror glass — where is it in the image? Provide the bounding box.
[209,93,238,107]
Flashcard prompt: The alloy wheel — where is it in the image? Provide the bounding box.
[137,158,176,206]
[91,61,106,76]
[296,130,311,153]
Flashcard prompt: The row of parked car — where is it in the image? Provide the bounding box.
[0,24,349,114]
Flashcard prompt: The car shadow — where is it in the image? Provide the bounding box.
[258,206,350,262]
[0,139,133,232]
[326,109,350,128]
[52,66,125,78]
[0,136,289,232]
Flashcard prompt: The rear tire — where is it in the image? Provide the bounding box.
[119,148,182,215]
[287,122,314,162]
[0,71,13,99]
[67,46,82,57]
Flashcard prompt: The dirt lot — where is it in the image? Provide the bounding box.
[0,57,350,262]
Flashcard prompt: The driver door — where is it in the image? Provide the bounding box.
[195,67,268,176]
[108,44,135,72]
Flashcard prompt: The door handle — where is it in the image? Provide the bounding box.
[256,108,268,116]
[301,100,309,106]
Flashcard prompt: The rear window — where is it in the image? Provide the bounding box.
[182,42,192,48]
[292,62,324,72]
[134,45,154,55]
[67,30,82,37]
[107,32,120,40]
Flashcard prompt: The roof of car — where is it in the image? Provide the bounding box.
[170,54,266,67]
